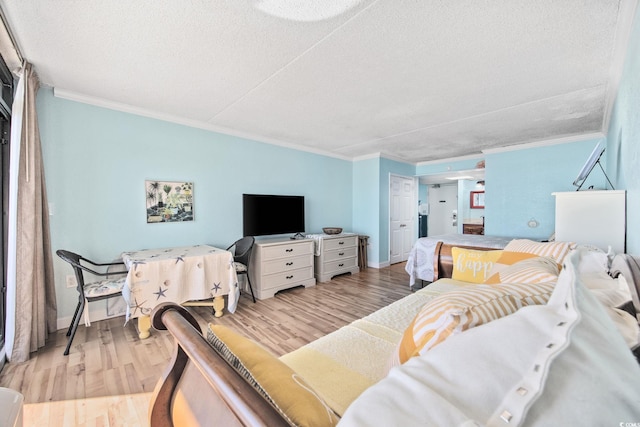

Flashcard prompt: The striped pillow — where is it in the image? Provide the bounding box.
[484,254,560,285]
[504,239,575,264]
[395,282,555,365]
[207,324,339,426]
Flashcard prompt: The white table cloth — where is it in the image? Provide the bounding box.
[121,245,238,321]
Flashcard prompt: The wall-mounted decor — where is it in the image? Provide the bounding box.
[470,190,485,209]
[145,180,194,223]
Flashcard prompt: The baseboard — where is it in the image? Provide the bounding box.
[56,298,127,331]
[368,261,389,268]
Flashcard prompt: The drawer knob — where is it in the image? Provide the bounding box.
[285,249,293,253]
[286,275,294,280]
[339,241,344,245]
[338,263,344,267]
[338,252,344,256]
[286,262,293,266]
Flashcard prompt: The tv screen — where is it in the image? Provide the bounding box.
[243,194,305,237]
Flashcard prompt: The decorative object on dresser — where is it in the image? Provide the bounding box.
[249,237,316,299]
[322,227,343,235]
[308,232,359,283]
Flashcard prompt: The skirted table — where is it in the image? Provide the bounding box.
[122,245,238,338]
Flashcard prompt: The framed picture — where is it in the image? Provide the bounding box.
[145,180,194,223]
[470,191,485,209]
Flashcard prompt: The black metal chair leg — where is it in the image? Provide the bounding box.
[66,300,82,337]
[64,298,84,356]
[245,274,256,303]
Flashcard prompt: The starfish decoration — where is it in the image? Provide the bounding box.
[131,261,146,271]
[174,256,184,264]
[131,297,147,316]
[153,286,168,300]
[211,282,222,293]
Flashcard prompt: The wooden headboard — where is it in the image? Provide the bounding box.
[432,241,498,281]
[149,303,289,427]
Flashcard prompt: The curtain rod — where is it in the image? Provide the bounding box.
[0,4,24,66]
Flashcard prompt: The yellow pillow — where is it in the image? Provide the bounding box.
[484,256,560,285]
[207,324,339,427]
[503,239,575,264]
[451,248,503,283]
[395,282,555,365]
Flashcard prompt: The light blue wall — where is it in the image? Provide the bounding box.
[352,156,416,267]
[37,88,353,318]
[484,138,606,239]
[607,5,640,254]
[352,158,381,264]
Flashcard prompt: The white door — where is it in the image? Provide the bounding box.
[390,175,415,264]
[427,184,458,236]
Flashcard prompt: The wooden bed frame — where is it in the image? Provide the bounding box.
[432,241,497,281]
[148,243,640,426]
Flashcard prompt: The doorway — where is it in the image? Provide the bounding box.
[427,183,458,236]
[389,175,415,264]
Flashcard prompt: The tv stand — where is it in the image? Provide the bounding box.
[249,237,316,299]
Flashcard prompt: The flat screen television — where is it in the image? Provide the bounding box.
[243,194,305,237]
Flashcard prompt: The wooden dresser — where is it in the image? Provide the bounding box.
[250,238,316,299]
[463,223,484,235]
[313,234,359,283]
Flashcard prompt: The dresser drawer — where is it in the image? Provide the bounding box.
[324,246,357,262]
[262,254,313,275]
[323,257,358,275]
[261,267,315,290]
[261,241,314,260]
[323,236,357,251]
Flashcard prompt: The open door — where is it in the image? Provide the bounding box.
[427,184,458,236]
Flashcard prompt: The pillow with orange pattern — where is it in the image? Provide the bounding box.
[393,281,555,366]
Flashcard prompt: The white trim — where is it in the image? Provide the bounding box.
[481,132,605,155]
[416,153,484,167]
[368,261,389,269]
[601,0,639,133]
[352,152,383,161]
[52,87,353,161]
[56,303,126,331]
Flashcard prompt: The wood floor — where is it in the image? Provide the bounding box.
[0,262,412,410]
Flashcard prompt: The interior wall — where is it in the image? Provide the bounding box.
[484,138,606,239]
[37,88,354,323]
[607,4,640,255]
[352,157,381,265]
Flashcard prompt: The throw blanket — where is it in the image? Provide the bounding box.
[279,279,470,416]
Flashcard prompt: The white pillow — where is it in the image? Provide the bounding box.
[339,250,640,426]
[604,306,640,348]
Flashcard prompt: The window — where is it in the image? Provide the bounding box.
[0,54,13,361]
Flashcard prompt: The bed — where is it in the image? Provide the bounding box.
[148,240,640,426]
[405,234,515,286]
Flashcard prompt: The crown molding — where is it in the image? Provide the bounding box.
[52,88,354,162]
[481,132,605,155]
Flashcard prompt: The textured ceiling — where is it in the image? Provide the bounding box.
[0,0,636,163]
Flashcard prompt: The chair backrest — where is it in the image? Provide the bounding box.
[228,236,255,267]
[56,249,88,291]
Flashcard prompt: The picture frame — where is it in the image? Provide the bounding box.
[470,190,485,209]
[145,180,194,223]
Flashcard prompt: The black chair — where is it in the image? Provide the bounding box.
[226,236,256,303]
[56,249,128,355]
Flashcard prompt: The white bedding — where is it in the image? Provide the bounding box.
[405,234,514,286]
[340,250,640,426]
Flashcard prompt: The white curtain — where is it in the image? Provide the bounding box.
[6,63,56,362]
